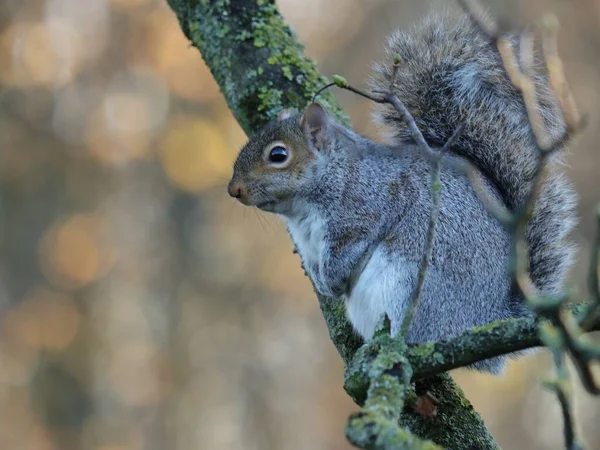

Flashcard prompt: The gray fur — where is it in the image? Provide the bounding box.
[370,12,577,295]
[228,12,577,373]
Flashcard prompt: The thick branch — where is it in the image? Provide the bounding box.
[409,316,541,378]
[345,309,600,401]
[410,310,600,378]
[166,0,347,133]
[400,374,500,450]
[345,322,442,450]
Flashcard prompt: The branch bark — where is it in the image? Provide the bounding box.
[409,309,600,380]
[166,0,346,133]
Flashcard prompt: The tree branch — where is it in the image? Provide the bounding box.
[342,309,600,400]
[166,0,347,134]
[344,320,442,450]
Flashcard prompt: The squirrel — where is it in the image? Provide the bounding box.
[227,12,577,373]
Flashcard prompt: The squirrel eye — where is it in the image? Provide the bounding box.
[268,145,289,164]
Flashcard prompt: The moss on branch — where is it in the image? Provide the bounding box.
[400,374,500,450]
[345,322,442,450]
[408,316,541,379]
[167,0,347,134]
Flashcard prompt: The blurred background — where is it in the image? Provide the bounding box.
[0,0,598,449]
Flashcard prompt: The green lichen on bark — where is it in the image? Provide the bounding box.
[344,319,410,407]
[344,323,500,449]
[319,296,363,365]
[346,315,542,403]
[345,323,442,450]
[407,316,541,378]
[346,412,442,450]
[400,374,501,450]
[407,304,600,380]
[168,0,347,135]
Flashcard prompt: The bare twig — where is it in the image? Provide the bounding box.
[517,29,552,149]
[456,0,499,37]
[399,126,464,338]
[400,158,441,338]
[457,3,597,449]
[540,15,580,132]
[333,76,438,160]
[497,37,524,89]
[390,54,402,87]
[581,207,600,329]
[559,311,600,395]
[542,351,585,450]
[377,91,437,160]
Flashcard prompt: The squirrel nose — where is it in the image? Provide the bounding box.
[227,181,245,200]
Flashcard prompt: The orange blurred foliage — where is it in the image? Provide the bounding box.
[141,7,220,102]
[39,214,116,290]
[160,116,233,192]
[4,287,81,352]
[0,20,83,88]
[105,341,172,407]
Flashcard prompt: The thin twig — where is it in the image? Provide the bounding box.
[440,125,466,153]
[513,158,551,301]
[559,311,600,395]
[543,352,584,450]
[463,162,516,227]
[312,82,336,104]
[376,91,437,160]
[497,37,524,89]
[459,1,598,444]
[333,75,438,159]
[400,158,441,338]
[540,15,580,132]
[390,54,402,87]
[399,126,464,338]
[456,0,499,38]
[518,29,552,149]
[580,207,600,329]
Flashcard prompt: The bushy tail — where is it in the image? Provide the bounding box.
[370,12,577,293]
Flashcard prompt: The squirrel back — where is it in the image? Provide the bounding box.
[370,13,577,294]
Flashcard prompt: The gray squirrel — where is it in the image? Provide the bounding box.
[227,12,577,372]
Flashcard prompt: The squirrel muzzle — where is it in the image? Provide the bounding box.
[227,179,250,205]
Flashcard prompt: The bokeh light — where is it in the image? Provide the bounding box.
[160,116,232,192]
[39,214,116,290]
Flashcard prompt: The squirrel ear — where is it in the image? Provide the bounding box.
[300,103,330,149]
[277,109,292,121]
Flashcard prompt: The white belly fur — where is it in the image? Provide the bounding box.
[284,210,327,269]
[345,247,415,340]
[285,209,416,341]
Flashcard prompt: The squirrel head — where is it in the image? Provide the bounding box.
[228,102,345,214]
